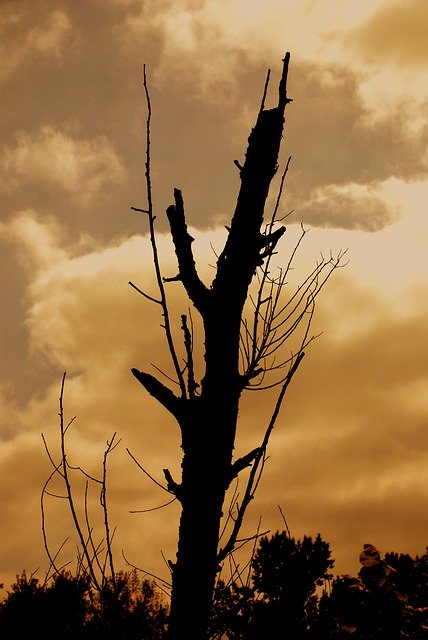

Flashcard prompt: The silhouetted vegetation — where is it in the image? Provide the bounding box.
[210,531,334,639]
[29,50,347,640]
[318,545,428,639]
[0,569,167,640]
[2,538,427,639]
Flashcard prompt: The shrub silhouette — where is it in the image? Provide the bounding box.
[0,569,167,640]
[210,531,334,639]
[2,542,428,638]
[318,545,428,639]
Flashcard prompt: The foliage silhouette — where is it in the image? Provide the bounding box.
[0,569,167,640]
[317,544,428,639]
[2,541,428,638]
[209,531,334,639]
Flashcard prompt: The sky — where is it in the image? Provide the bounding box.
[0,0,427,593]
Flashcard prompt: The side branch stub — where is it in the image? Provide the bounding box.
[166,188,210,315]
[131,368,184,423]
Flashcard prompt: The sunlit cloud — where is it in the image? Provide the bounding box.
[1,125,126,204]
[0,210,67,270]
[333,0,428,115]
[0,196,427,585]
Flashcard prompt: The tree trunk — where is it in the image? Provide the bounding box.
[134,54,292,640]
[168,405,238,638]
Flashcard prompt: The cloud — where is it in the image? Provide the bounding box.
[0,210,67,270]
[297,180,400,231]
[0,209,218,404]
[0,211,216,587]
[120,1,428,233]
[1,209,427,582]
[0,8,73,83]
[125,0,258,103]
[1,125,126,204]
[282,61,428,229]
[234,267,428,572]
[345,0,428,68]
[1,1,425,239]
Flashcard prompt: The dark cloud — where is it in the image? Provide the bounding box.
[0,0,267,239]
[296,181,400,232]
[1,1,426,243]
[0,5,74,83]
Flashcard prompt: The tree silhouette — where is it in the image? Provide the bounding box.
[210,531,334,639]
[318,544,428,639]
[130,53,345,639]
[249,531,334,639]
[0,569,167,640]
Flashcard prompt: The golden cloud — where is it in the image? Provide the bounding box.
[124,1,257,104]
[1,207,427,585]
[1,126,126,204]
[345,0,428,67]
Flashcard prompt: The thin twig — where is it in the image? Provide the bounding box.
[129,496,177,513]
[278,504,291,538]
[126,448,170,494]
[140,66,187,398]
[128,280,161,305]
[218,351,304,563]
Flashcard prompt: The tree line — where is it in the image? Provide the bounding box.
[1,534,427,639]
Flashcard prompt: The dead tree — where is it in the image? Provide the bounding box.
[131,53,346,640]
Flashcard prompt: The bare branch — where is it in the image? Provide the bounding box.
[228,448,261,484]
[259,68,271,114]
[166,188,210,314]
[41,460,66,576]
[278,504,291,538]
[129,496,176,513]
[218,351,304,563]
[136,66,187,398]
[163,468,182,501]
[278,52,293,109]
[128,280,161,305]
[121,549,172,591]
[131,368,184,423]
[101,433,120,588]
[83,482,104,579]
[126,448,170,494]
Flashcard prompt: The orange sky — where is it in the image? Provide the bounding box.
[1,0,427,592]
